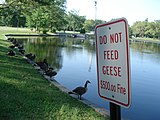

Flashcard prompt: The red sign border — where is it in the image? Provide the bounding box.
[95,18,131,108]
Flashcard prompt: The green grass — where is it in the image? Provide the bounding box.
[0,26,38,39]
[0,27,109,120]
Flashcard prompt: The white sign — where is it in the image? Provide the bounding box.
[95,18,131,108]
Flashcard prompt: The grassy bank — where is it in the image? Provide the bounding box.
[0,27,35,39]
[0,27,108,120]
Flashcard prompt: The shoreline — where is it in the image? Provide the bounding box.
[5,33,86,39]
[4,35,110,118]
[130,38,160,44]
[24,55,110,117]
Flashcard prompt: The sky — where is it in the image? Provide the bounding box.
[0,0,159,26]
[0,0,4,4]
[66,0,160,25]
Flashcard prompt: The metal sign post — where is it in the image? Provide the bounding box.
[110,102,121,120]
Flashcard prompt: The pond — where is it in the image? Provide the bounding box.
[16,37,160,120]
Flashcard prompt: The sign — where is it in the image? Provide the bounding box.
[95,18,131,108]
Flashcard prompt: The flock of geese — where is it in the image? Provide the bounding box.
[6,37,91,100]
[7,38,57,79]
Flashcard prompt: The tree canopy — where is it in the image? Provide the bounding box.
[131,20,160,39]
[1,1,160,38]
[0,0,107,34]
[0,0,67,33]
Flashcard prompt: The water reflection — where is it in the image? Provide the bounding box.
[17,37,95,71]
[131,41,160,54]
[24,37,62,70]
[130,41,160,63]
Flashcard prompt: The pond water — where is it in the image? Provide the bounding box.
[16,37,160,120]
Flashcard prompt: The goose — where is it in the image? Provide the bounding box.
[7,38,12,41]
[25,53,32,58]
[36,59,48,66]
[36,59,48,71]
[19,49,25,54]
[18,44,24,50]
[28,54,36,61]
[14,43,20,47]
[25,53,36,61]
[12,39,17,45]
[7,50,16,56]
[68,80,91,100]
[8,38,15,42]
[9,45,15,49]
[44,68,57,79]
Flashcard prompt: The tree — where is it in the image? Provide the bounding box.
[131,20,160,39]
[47,4,67,32]
[144,22,156,38]
[132,21,146,37]
[83,19,106,32]
[154,20,160,39]
[66,10,86,32]
[129,26,133,38]
[25,0,67,33]
[0,0,37,27]
[94,19,106,26]
[83,19,95,32]
[1,0,67,33]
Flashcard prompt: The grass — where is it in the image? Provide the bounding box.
[0,26,109,120]
[0,26,35,38]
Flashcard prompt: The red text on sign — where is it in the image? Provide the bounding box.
[104,49,118,60]
[100,80,126,95]
[102,65,121,77]
[99,35,108,44]
[100,80,116,92]
[117,84,126,95]
[110,32,122,43]
[99,32,122,44]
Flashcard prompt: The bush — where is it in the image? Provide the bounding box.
[80,29,85,34]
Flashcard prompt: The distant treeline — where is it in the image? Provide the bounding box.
[0,1,160,39]
[131,19,160,39]
[0,0,106,34]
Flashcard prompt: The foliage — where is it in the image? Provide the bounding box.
[1,0,160,38]
[66,10,86,32]
[26,6,50,33]
[0,3,26,27]
[84,19,106,32]
[0,0,67,33]
[131,20,160,39]
[83,19,95,32]
[129,26,133,38]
